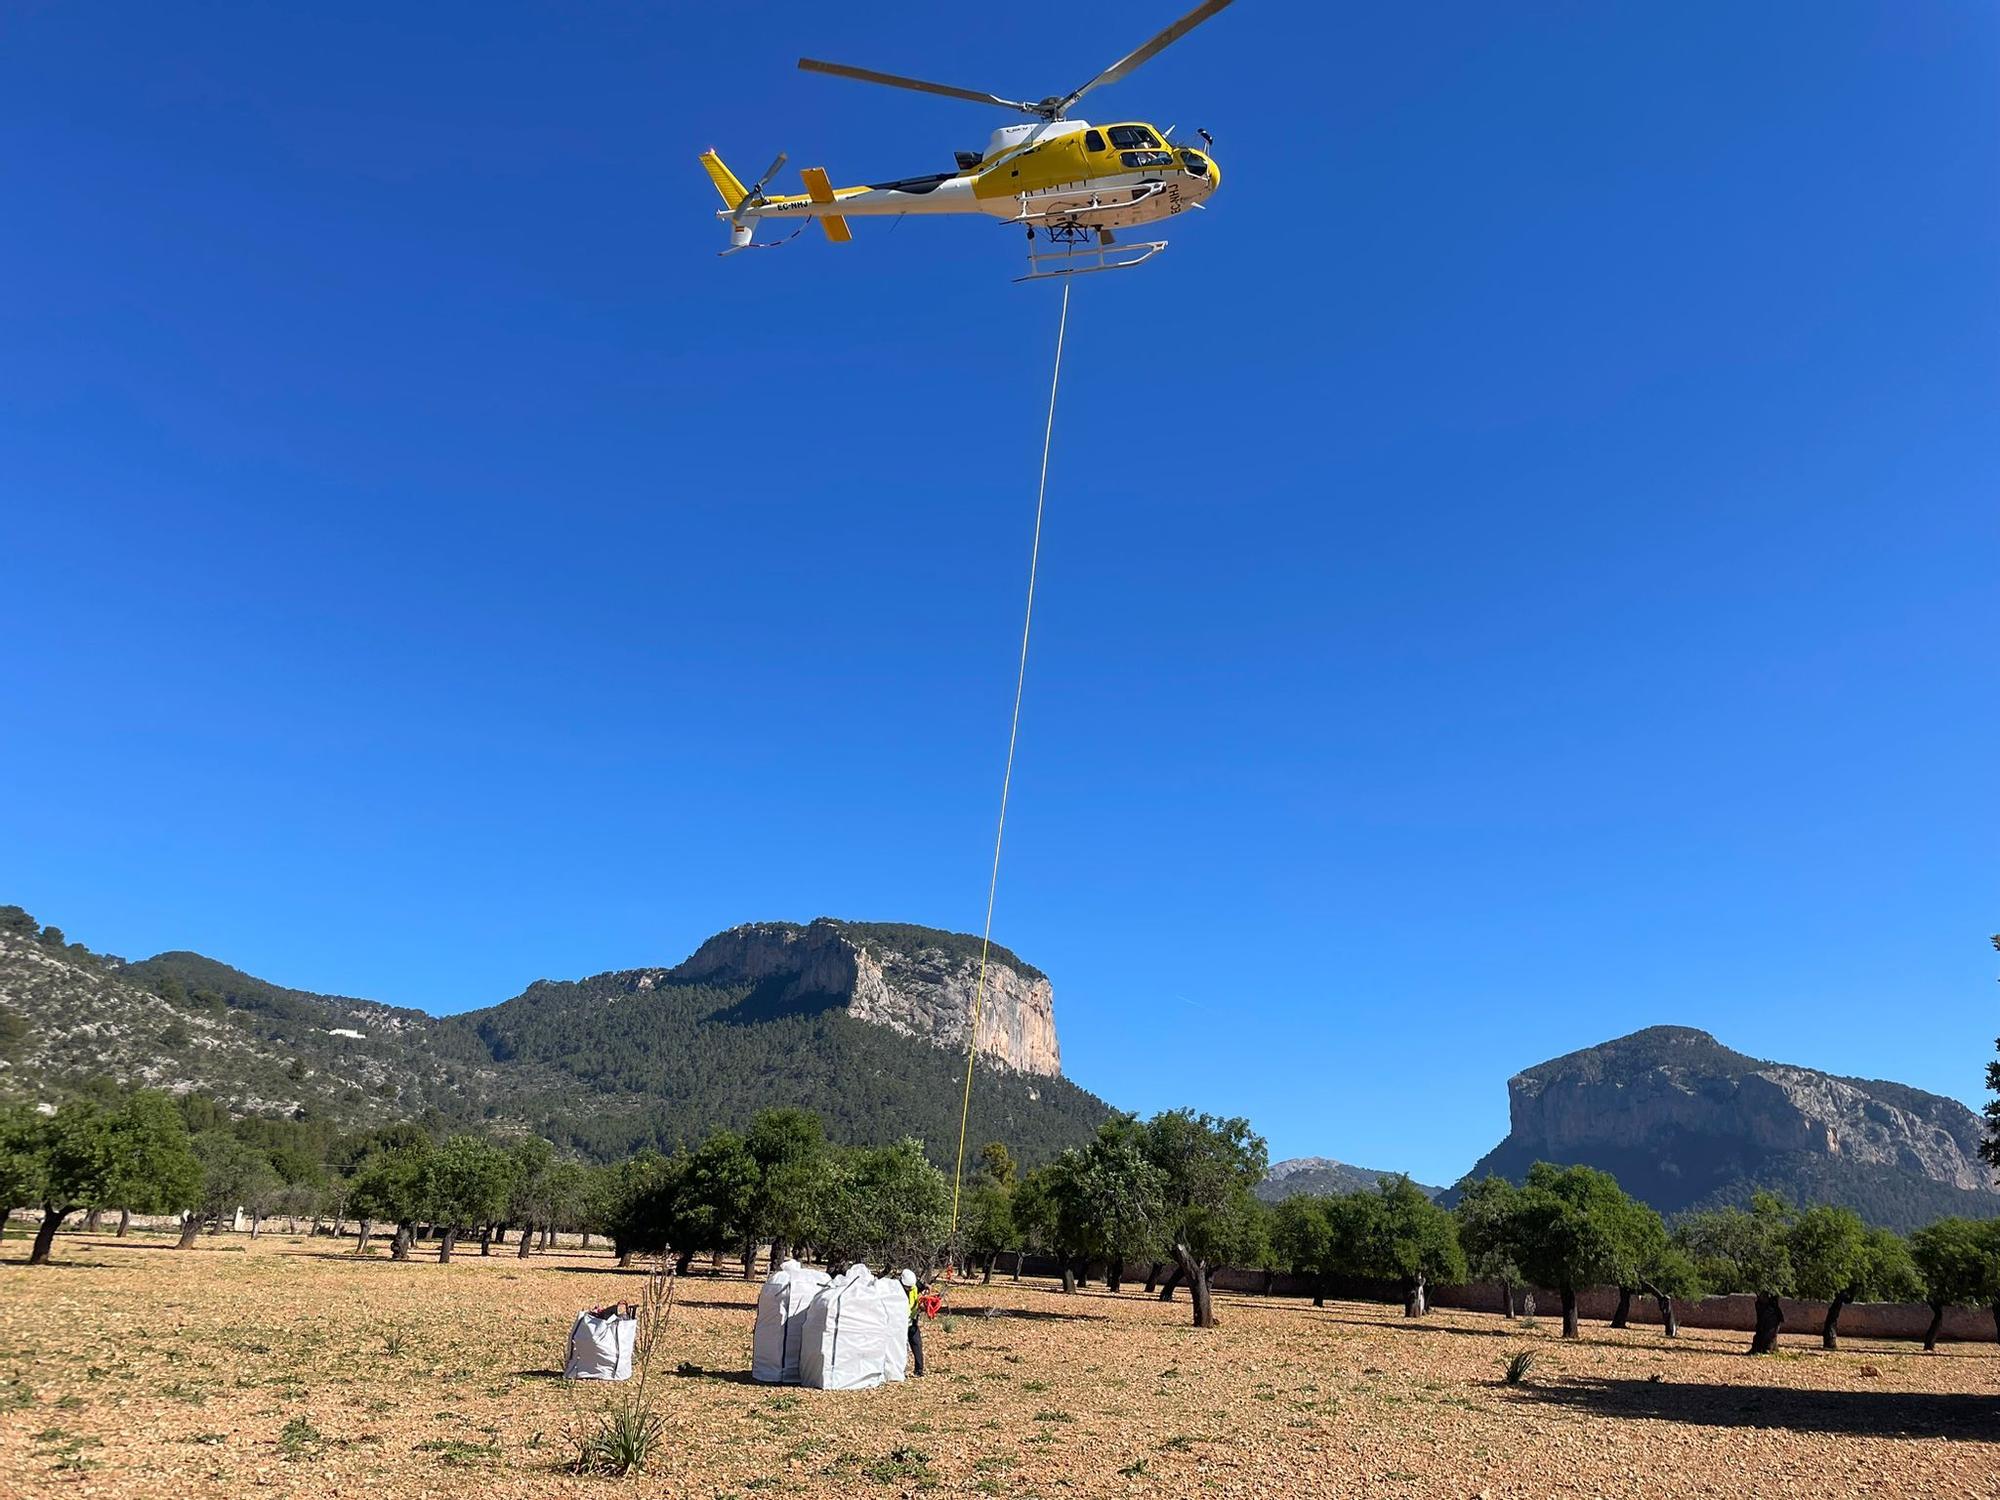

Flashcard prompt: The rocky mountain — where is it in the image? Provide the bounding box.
[0,907,1107,1166]
[671,920,1061,1076]
[1461,1026,2000,1231]
[1257,1157,1442,1203]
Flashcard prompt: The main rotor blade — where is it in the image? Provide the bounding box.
[1059,0,1238,114]
[798,57,1037,114]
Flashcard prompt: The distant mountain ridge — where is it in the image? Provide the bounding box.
[1257,1157,1442,1203]
[1461,1025,2000,1232]
[0,907,1108,1167]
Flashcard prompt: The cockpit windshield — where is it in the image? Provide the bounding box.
[1106,125,1162,150]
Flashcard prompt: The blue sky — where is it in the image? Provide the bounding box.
[3,2,1994,1184]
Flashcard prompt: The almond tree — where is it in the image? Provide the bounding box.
[1508,1163,1629,1339]
[1270,1194,1335,1306]
[1356,1177,1465,1317]
[1675,1193,1795,1353]
[422,1134,515,1262]
[1453,1176,1524,1316]
[1141,1110,1268,1329]
[25,1100,117,1265]
[104,1090,202,1239]
[1788,1206,1867,1349]
[1909,1218,2000,1350]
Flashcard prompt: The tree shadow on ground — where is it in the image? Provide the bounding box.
[670,1367,756,1385]
[1521,1376,2000,1440]
[949,1305,1109,1323]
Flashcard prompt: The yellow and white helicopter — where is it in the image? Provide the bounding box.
[700,0,1236,281]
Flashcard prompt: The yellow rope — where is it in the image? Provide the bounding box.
[948,281,1071,1248]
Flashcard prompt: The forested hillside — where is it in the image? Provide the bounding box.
[447,966,1106,1161]
[0,906,1109,1169]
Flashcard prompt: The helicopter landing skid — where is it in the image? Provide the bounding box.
[1016,224,1168,283]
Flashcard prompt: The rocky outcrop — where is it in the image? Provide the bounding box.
[1462,1026,2000,1230]
[671,919,1062,1077]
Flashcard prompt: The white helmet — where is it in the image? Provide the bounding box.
[898,1269,917,1288]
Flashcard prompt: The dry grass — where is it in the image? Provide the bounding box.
[3,1231,1998,1497]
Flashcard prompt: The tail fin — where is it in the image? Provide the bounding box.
[799,167,852,243]
[700,149,749,210]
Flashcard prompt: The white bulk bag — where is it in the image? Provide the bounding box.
[799,1264,902,1391]
[873,1278,911,1386]
[564,1309,637,1381]
[753,1259,831,1384]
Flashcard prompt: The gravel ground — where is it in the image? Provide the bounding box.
[2,1233,1997,1498]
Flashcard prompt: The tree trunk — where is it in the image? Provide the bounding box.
[177,1211,201,1249]
[1403,1273,1427,1318]
[1060,1262,1077,1294]
[1012,1249,1024,1281]
[1922,1301,1944,1352]
[116,1208,131,1237]
[249,1213,263,1238]
[438,1227,460,1263]
[30,1208,68,1265]
[1143,1262,1163,1294]
[1657,1292,1678,1338]
[479,1224,492,1256]
[742,1244,757,1280]
[543,1224,555,1249]
[982,1256,994,1285]
[493,1225,506,1244]
[1749,1291,1784,1354]
[391,1222,413,1261]
[1313,1274,1327,1309]
[1991,1301,2000,1346]
[1823,1292,1851,1350]
[581,1231,592,1250]
[1610,1287,1632,1329]
[1107,1262,1124,1294]
[1173,1242,1215,1328]
[1158,1265,1184,1302]
[518,1224,534,1259]
[1261,1269,1275,1296]
[671,1249,690,1275]
[1499,1278,1517,1317]
[356,1218,373,1255]
[83,1207,103,1234]
[1560,1283,1579,1340]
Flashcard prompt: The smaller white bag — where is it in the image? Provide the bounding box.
[754,1259,831,1384]
[564,1310,637,1381]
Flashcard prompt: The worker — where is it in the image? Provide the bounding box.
[899,1268,926,1377]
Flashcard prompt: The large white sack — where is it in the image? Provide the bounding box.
[753,1259,831,1384]
[564,1310,637,1381]
[875,1278,911,1385]
[799,1264,898,1391]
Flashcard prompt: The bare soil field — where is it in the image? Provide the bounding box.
[2,1232,1997,1499]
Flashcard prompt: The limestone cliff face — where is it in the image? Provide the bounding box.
[671,919,1062,1077]
[1465,1026,1999,1229]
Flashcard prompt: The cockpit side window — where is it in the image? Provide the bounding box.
[1084,129,1106,153]
[1120,150,1174,169]
[1107,125,1160,150]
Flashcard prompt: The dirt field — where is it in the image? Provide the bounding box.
[2,1232,1997,1498]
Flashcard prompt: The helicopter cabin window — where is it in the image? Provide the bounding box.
[1107,125,1161,150]
[1084,129,1106,153]
[1120,150,1174,169]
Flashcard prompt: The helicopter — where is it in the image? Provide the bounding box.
[700,0,1237,281]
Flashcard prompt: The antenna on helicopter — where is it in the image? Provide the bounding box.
[798,0,1237,121]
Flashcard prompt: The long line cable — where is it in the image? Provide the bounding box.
[948,281,1071,1249]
